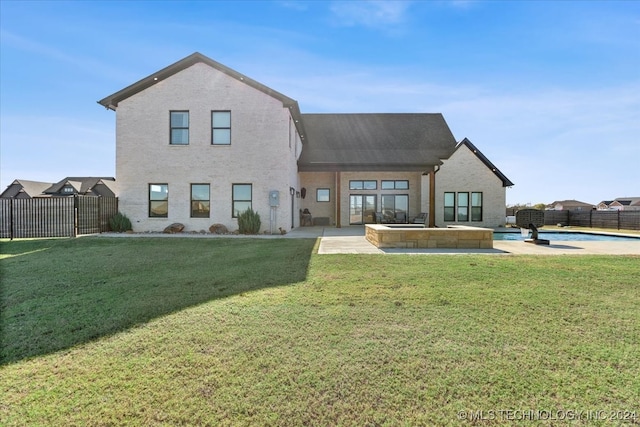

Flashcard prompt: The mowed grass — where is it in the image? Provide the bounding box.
[1,238,639,426]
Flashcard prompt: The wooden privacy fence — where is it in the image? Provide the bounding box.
[543,209,640,230]
[0,196,118,239]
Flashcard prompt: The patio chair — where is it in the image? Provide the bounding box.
[412,212,428,224]
[395,212,407,223]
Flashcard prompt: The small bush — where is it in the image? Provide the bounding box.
[109,212,132,232]
[238,208,261,234]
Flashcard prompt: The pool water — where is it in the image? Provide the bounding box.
[494,231,639,242]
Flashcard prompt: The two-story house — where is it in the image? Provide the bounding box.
[99,52,512,233]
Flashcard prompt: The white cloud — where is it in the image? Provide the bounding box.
[329,0,412,28]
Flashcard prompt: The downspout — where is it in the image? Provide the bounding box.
[429,166,439,228]
[335,171,341,228]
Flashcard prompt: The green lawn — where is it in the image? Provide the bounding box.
[1,237,639,426]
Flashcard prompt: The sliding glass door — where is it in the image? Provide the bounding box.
[349,195,377,225]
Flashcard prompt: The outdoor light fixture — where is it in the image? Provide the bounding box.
[289,187,295,196]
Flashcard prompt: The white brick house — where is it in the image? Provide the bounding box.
[99,53,512,232]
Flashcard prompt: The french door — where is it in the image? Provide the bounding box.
[349,195,376,225]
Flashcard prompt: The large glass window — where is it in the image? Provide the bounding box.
[349,180,377,190]
[457,193,469,221]
[191,184,210,218]
[212,111,231,145]
[232,184,252,217]
[149,184,168,217]
[317,188,330,202]
[471,192,483,222]
[444,192,455,222]
[381,194,409,223]
[170,111,189,145]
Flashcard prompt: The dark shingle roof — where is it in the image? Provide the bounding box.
[298,113,457,172]
[44,177,116,196]
[0,180,53,198]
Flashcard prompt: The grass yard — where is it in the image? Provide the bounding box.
[1,237,639,426]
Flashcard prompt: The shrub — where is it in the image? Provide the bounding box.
[109,212,132,232]
[238,208,261,234]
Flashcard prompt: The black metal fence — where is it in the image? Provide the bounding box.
[543,209,640,230]
[0,196,118,239]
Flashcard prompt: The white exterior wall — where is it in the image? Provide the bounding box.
[116,63,298,233]
[435,145,507,227]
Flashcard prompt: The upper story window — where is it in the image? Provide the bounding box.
[381,180,409,190]
[170,111,189,145]
[212,111,231,145]
[349,180,377,190]
[62,186,74,194]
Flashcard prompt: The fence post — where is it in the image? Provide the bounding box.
[9,198,14,241]
[73,195,78,238]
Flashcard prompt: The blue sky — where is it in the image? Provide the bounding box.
[1,0,638,205]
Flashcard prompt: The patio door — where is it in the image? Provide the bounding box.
[349,195,376,225]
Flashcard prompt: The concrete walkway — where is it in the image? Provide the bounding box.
[101,226,640,255]
[285,226,640,255]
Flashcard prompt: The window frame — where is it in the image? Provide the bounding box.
[381,180,409,190]
[381,194,409,222]
[316,188,330,202]
[349,180,377,190]
[457,192,469,222]
[190,184,210,218]
[149,183,169,218]
[232,183,252,218]
[212,111,231,145]
[170,111,189,145]
[444,192,455,222]
[471,192,483,222]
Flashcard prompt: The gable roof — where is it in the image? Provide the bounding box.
[457,138,514,187]
[298,113,457,172]
[44,177,116,196]
[612,197,640,206]
[98,52,306,141]
[547,199,594,208]
[0,180,53,198]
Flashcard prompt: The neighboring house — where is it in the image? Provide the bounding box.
[0,180,53,199]
[98,52,513,232]
[0,177,116,198]
[597,200,614,210]
[606,197,640,211]
[43,177,117,197]
[546,200,594,211]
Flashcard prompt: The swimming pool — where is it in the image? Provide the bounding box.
[494,231,639,242]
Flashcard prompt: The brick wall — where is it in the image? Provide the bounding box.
[435,145,507,227]
[116,63,299,233]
